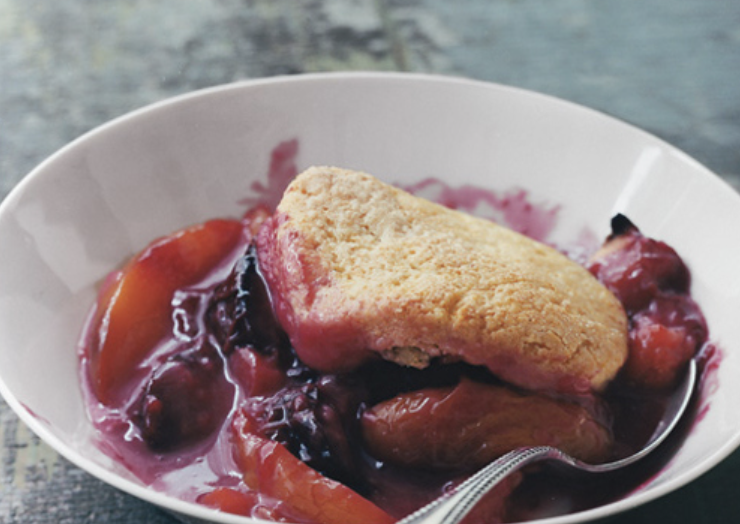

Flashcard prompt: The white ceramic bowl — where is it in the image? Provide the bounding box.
[1,72,740,524]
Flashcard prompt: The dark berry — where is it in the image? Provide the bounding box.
[136,340,235,452]
[207,245,289,357]
[242,376,367,491]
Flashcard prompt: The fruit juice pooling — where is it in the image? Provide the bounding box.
[79,157,713,523]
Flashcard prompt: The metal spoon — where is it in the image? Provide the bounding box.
[397,359,697,524]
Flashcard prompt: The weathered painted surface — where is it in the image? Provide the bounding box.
[1,0,739,522]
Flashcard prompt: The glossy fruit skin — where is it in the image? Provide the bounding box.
[588,218,690,315]
[198,487,304,522]
[593,237,688,314]
[86,219,244,405]
[232,410,395,524]
[82,209,710,524]
[198,487,261,516]
[229,346,287,397]
[588,216,707,389]
[207,243,288,357]
[137,340,234,452]
[624,294,707,389]
[361,378,611,469]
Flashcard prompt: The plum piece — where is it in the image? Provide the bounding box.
[623,294,707,389]
[229,346,288,397]
[232,410,395,524]
[135,340,235,452]
[588,215,690,313]
[361,379,612,470]
[86,219,245,405]
[588,215,707,389]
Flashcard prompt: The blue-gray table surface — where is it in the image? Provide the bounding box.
[1,1,739,523]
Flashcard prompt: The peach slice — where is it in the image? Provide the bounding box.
[362,379,612,470]
[86,219,245,404]
[233,410,395,524]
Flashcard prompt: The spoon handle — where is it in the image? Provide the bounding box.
[396,359,697,524]
[397,446,559,524]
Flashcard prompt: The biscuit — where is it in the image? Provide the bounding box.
[256,167,628,393]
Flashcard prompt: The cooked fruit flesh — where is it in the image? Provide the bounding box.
[136,340,234,452]
[82,211,708,524]
[588,215,690,314]
[361,378,612,469]
[85,219,244,404]
[588,215,707,389]
[232,410,395,524]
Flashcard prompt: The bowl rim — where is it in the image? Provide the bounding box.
[2,70,740,524]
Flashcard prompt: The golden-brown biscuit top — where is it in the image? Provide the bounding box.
[256,166,628,394]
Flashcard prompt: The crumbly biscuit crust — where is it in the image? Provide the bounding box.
[257,167,628,393]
